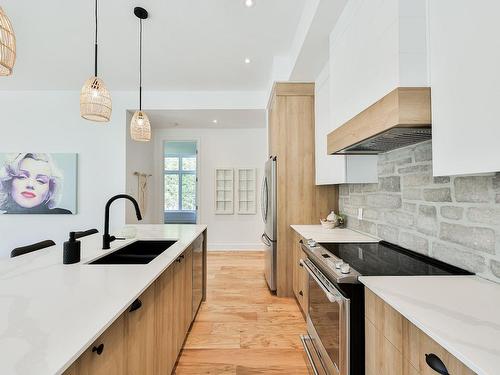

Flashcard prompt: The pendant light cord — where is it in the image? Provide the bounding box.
[139,18,143,111]
[94,0,98,77]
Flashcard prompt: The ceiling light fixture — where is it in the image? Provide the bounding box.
[212,119,218,124]
[0,6,16,76]
[130,7,151,142]
[80,0,112,122]
[244,0,255,8]
[244,58,251,64]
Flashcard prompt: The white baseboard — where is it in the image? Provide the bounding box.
[207,242,265,251]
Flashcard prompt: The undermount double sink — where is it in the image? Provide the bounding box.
[89,240,177,265]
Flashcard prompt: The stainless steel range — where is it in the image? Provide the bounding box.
[299,238,473,375]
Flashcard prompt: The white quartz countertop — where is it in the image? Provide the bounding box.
[0,224,206,375]
[360,275,500,375]
[291,225,379,243]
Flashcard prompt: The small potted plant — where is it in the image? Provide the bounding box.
[337,213,346,228]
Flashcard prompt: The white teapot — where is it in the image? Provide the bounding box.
[326,211,338,223]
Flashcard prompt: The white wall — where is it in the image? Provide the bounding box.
[0,90,267,257]
[153,128,267,250]
[125,112,155,224]
[0,91,131,257]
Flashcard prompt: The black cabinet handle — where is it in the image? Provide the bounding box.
[425,353,450,375]
[176,257,182,263]
[129,298,142,313]
[299,261,303,267]
[180,254,185,259]
[299,290,303,296]
[92,343,104,355]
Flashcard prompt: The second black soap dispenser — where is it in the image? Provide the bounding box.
[63,232,81,264]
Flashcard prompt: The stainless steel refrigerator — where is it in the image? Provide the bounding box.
[261,156,277,291]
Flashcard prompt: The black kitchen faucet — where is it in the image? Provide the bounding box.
[103,194,142,249]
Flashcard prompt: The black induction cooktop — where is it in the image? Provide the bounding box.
[318,241,473,277]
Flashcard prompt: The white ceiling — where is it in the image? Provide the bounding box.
[1,0,306,91]
[143,109,266,129]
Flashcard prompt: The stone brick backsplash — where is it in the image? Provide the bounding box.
[339,140,500,282]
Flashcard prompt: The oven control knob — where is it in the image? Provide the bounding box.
[307,239,317,247]
[334,260,344,269]
[340,263,350,274]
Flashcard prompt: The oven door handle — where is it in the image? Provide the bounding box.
[300,259,341,303]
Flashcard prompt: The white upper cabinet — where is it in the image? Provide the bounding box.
[315,62,377,185]
[323,0,428,182]
[429,0,500,176]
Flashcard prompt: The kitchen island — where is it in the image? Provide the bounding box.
[0,224,207,375]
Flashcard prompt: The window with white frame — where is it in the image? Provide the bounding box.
[164,154,197,212]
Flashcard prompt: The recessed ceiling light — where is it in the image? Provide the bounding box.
[212,119,218,124]
[244,0,255,8]
[244,58,251,64]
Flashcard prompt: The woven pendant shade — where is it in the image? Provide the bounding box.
[80,76,112,122]
[0,7,16,76]
[130,110,151,141]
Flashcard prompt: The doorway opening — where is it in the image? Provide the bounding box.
[163,141,198,224]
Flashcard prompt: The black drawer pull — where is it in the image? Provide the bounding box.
[425,353,449,375]
[92,343,104,355]
[129,298,142,313]
[176,257,182,263]
[180,254,185,259]
[299,290,303,296]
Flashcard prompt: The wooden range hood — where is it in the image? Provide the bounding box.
[327,87,432,155]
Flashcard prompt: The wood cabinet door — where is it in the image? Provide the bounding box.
[124,285,155,375]
[366,288,475,375]
[183,246,193,333]
[299,247,309,314]
[292,234,308,317]
[403,321,475,375]
[62,360,79,375]
[154,265,176,375]
[292,233,301,301]
[268,95,279,157]
[192,233,204,319]
[77,315,125,375]
[365,317,404,375]
[173,255,186,354]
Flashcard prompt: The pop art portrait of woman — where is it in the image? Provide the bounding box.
[0,153,77,215]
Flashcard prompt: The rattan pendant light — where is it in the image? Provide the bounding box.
[130,7,151,142]
[80,0,112,122]
[0,6,16,76]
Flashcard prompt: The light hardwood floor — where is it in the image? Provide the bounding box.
[175,251,310,374]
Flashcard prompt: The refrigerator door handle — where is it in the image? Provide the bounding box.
[261,233,272,247]
[261,176,268,223]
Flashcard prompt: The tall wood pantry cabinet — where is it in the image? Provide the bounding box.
[268,82,338,298]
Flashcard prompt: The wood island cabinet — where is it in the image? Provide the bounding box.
[183,246,193,335]
[63,231,206,375]
[365,287,475,375]
[125,285,156,375]
[77,315,125,375]
[154,263,176,375]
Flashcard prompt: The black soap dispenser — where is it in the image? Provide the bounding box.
[63,232,81,264]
